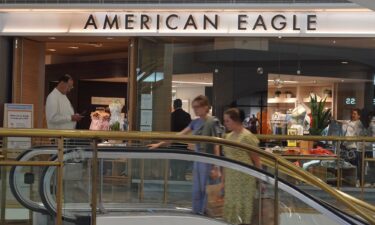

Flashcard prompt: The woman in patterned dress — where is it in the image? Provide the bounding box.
[222,108,261,225]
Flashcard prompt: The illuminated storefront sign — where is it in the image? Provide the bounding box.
[0,10,375,36]
[83,13,317,32]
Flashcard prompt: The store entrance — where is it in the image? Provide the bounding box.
[13,37,129,130]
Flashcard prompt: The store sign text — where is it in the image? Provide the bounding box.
[345,97,356,105]
[83,13,317,32]
[3,10,375,36]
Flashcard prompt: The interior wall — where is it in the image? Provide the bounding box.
[337,82,366,120]
[0,37,12,127]
[174,86,206,118]
[45,58,128,125]
[77,81,127,129]
[12,38,45,128]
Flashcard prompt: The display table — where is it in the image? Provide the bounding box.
[279,153,357,187]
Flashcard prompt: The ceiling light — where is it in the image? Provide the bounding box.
[268,79,298,84]
[47,49,56,52]
[48,37,56,40]
[341,61,349,64]
[106,37,114,40]
[172,81,213,85]
[273,78,284,88]
[68,46,79,49]
[341,80,345,82]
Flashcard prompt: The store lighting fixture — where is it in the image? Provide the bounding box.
[68,46,79,49]
[268,79,298,84]
[273,78,284,88]
[172,81,213,85]
[47,49,56,52]
[48,37,56,40]
[296,60,301,75]
[106,37,114,40]
[341,61,349,64]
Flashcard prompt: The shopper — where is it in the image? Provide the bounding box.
[149,95,223,215]
[45,74,83,129]
[170,99,192,180]
[365,112,375,186]
[342,108,366,185]
[222,108,261,225]
[171,98,191,133]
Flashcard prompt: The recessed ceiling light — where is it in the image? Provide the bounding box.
[341,61,349,64]
[341,79,345,82]
[47,49,56,52]
[106,37,114,40]
[48,37,56,40]
[68,46,79,49]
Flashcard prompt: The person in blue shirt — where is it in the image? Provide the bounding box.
[149,95,223,215]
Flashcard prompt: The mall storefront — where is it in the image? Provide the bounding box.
[0,7,374,135]
[2,3,375,225]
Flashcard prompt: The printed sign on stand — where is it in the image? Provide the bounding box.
[140,94,153,131]
[4,104,33,149]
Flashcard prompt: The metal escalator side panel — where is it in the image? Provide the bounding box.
[38,148,366,225]
[9,148,57,214]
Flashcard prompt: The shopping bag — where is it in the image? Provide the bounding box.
[205,183,224,217]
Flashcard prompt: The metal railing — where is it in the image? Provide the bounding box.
[0,128,374,225]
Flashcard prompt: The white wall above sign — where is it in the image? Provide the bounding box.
[1,10,375,37]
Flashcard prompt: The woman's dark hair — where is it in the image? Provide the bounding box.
[58,74,72,83]
[351,108,361,116]
[224,108,245,123]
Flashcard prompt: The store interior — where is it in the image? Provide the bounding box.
[12,37,375,134]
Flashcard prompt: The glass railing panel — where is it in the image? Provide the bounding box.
[0,166,33,225]
[278,188,342,225]
[166,159,193,206]
[2,132,374,224]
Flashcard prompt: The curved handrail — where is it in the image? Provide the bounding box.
[0,128,374,223]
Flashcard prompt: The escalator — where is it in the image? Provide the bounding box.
[8,144,373,225]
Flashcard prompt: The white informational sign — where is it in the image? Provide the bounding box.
[4,104,33,149]
[1,10,375,37]
[140,110,153,132]
[141,94,153,110]
[140,94,153,131]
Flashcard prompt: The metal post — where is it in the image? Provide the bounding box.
[127,38,138,131]
[361,141,366,196]
[127,159,132,201]
[336,141,342,189]
[258,181,262,225]
[99,158,104,212]
[55,138,64,225]
[140,159,145,202]
[274,160,279,225]
[163,159,169,204]
[0,138,8,225]
[91,139,98,225]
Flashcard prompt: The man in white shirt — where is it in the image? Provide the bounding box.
[45,74,83,129]
[342,108,366,185]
